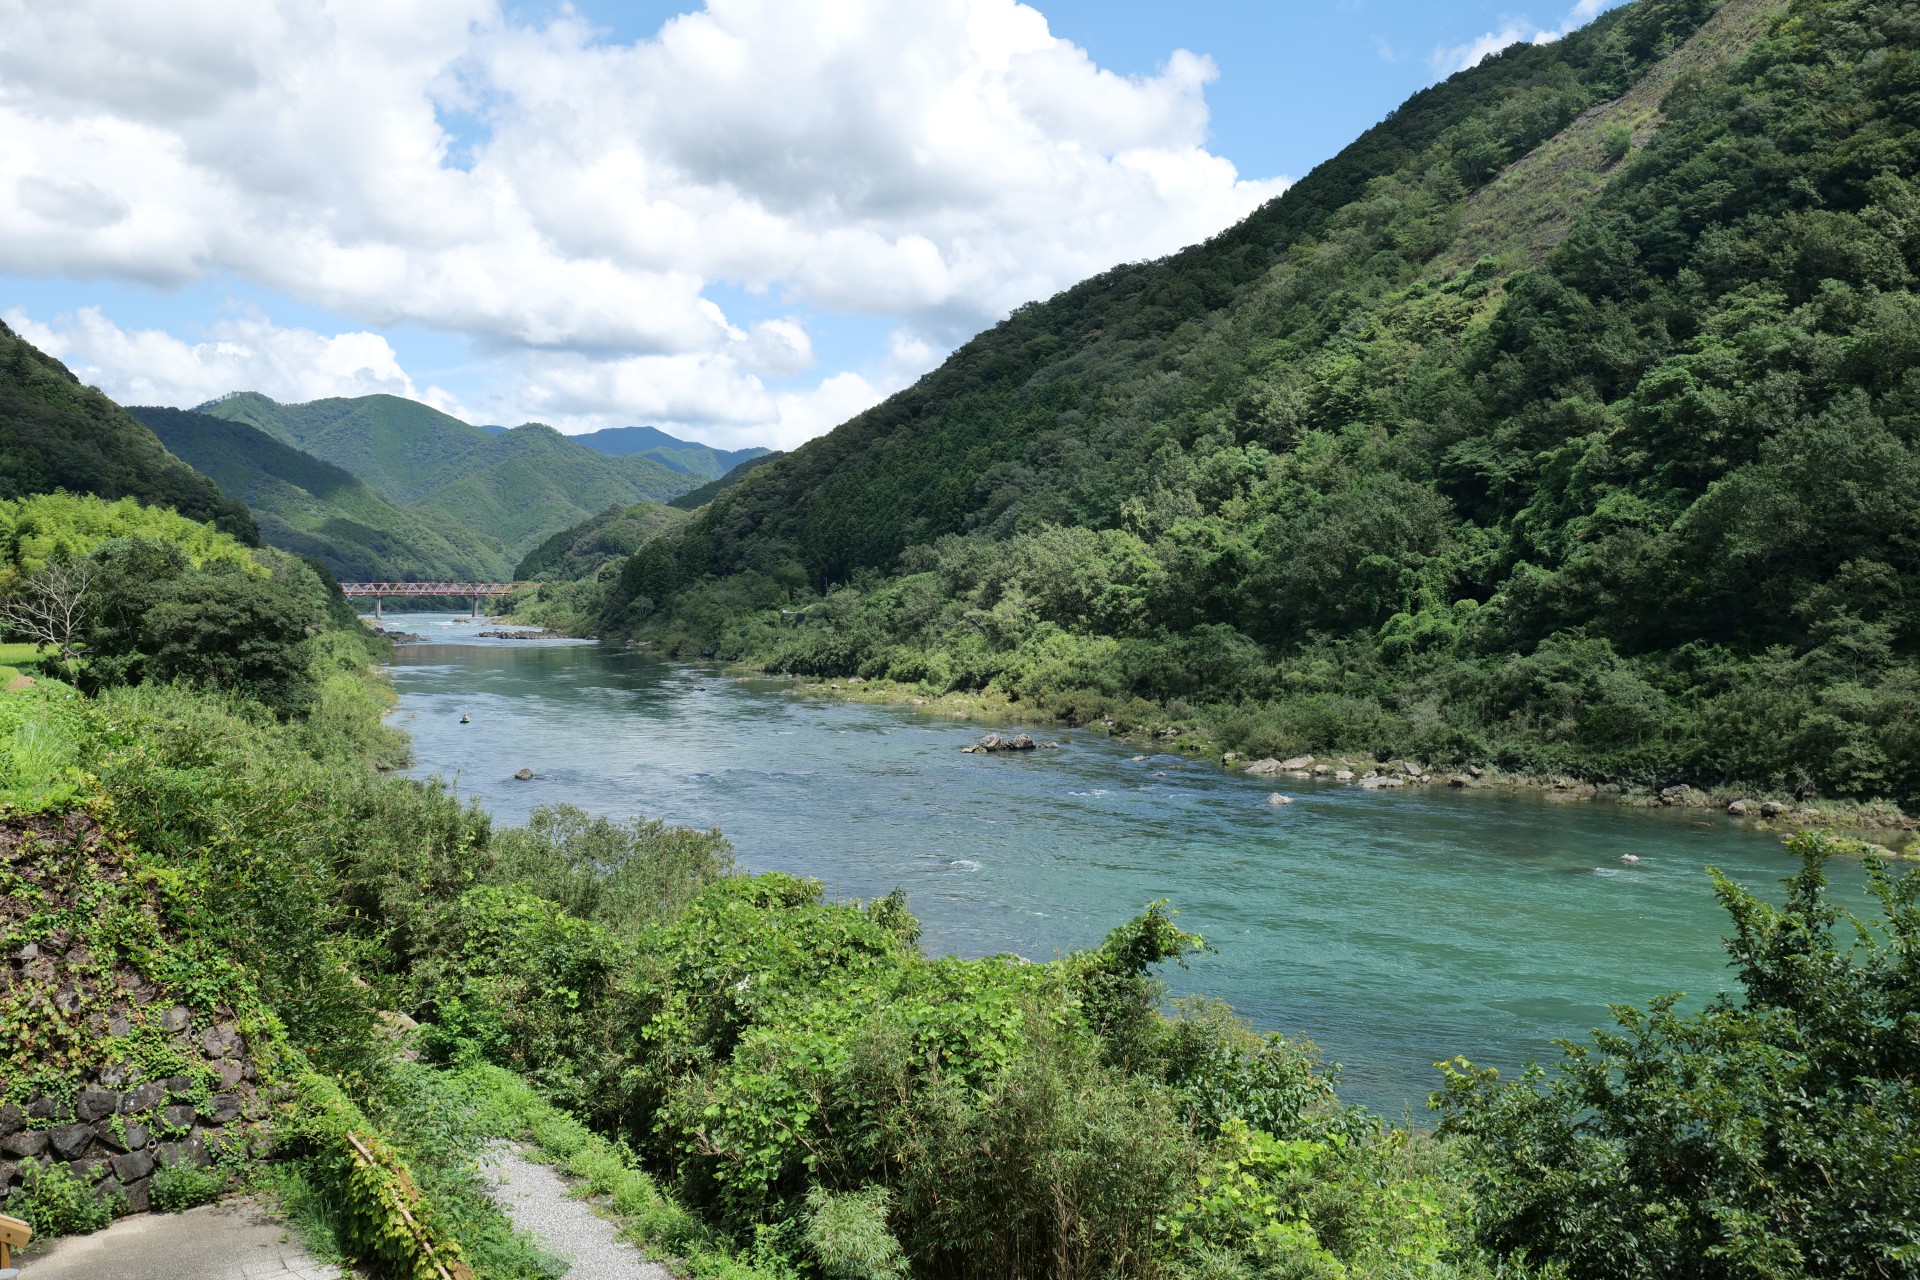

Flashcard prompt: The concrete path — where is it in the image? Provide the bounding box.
[481,1142,671,1280]
[17,1198,338,1279]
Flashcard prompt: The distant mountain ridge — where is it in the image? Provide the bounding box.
[197,392,704,563]
[130,405,512,580]
[565,426,770,479]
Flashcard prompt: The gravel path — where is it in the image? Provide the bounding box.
[481,1142,672,1280]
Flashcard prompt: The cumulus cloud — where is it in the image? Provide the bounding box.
[0,0,1288,443]
[3,305,450,408]
[1428,0,1621,79]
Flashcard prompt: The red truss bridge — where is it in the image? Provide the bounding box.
[340,582,539,618]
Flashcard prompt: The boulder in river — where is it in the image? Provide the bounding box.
[1358,775,1403,790]
[1333,769,1355,782]
[971,733,1037,753]
[1242,758,1283,776]
[1279,755,1315,771]
[513,768,534,781]
[1266,793,1293,807]
[1759,800,1787,818]
[1727,799,1750,816]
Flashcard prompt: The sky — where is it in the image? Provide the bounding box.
[0,0,1625,450]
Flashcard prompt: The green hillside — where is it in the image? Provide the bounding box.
[0,320,256,542]
[665,449,789,511]
[609,0,1920,804]
[200,392,700,560]
[569,424,771,478]
[130,405,513,580]
[514,501,691,582]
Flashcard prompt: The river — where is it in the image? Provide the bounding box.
[381,613,1842,1114]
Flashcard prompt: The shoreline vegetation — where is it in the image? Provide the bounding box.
[4,506,1916,1278]
[586,643,1920,849]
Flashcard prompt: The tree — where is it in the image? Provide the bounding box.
[0,558,94,677]
[1435,832,1920,1279]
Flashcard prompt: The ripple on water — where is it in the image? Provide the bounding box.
[380,614,1851,1113]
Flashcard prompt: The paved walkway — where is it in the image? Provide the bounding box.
[17,1198,337,1279]
[481,1142,671,1280]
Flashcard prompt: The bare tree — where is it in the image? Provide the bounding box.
[0,558,95,676]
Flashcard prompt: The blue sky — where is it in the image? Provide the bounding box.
[1,0,1625,446]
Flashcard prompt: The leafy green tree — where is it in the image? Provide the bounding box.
[1436,832,1920,1279]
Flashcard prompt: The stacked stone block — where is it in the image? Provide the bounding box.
[0,1008,268,1216]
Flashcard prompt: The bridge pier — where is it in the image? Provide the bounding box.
[471,596,480,619]
[374,595,383,620]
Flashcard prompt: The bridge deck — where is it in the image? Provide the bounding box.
[340,582,536,596]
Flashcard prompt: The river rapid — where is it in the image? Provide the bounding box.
[380,613,1848,1113]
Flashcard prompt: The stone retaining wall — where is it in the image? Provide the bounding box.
[0,1007,269,1216]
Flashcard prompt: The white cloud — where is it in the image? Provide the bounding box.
[5,305,424,406]
[1428,1,1621,79]
[0,0,1289,445]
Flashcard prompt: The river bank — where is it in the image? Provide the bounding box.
[725,668,1918,851]
[381,615,1862,1113]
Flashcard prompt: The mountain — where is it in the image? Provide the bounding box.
[0,320,256,542]
[197,393,701,562]
[606,0,1920,804]
[567,425,770,478]
[513,502,691,582]
[666,450,788,511]
[129,405,512,581]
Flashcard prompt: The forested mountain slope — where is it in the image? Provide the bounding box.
[0,321,256,542]
[612,0,1920,803]
[131,405,512,580]
[201,392,700,561]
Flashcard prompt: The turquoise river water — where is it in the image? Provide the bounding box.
[381,613,1855,1113]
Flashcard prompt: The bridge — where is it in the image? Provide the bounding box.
[340,582,539,618]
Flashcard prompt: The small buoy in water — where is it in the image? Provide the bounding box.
[1619,853,1641,865]
[459,715,470,724]
[1267,793,1293,807]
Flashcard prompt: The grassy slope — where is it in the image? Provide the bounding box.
[201,393,701,561]
[131,406,512,580]
[0,321,256,542]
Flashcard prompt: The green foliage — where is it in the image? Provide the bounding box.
[199,392,703,561]
[150,1161,226,1213]
[132,404,512,581]
[0,319,255,541]
[0,491,257,588]
[666,449,789,511]
[489,803,737,934]
[11,1157,118,1238]
[804,1186,909,1280]
[613,0,1920,805]
[453,1064,786,1280]
[1438,831,1920,1279]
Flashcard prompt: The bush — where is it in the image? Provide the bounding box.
[150,1161,225,1213]
[804,1186,909,1280]
[11,1158,118,1238]
[1437,832,1920,1278]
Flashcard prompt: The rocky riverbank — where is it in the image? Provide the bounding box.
[767,672,1918,851]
